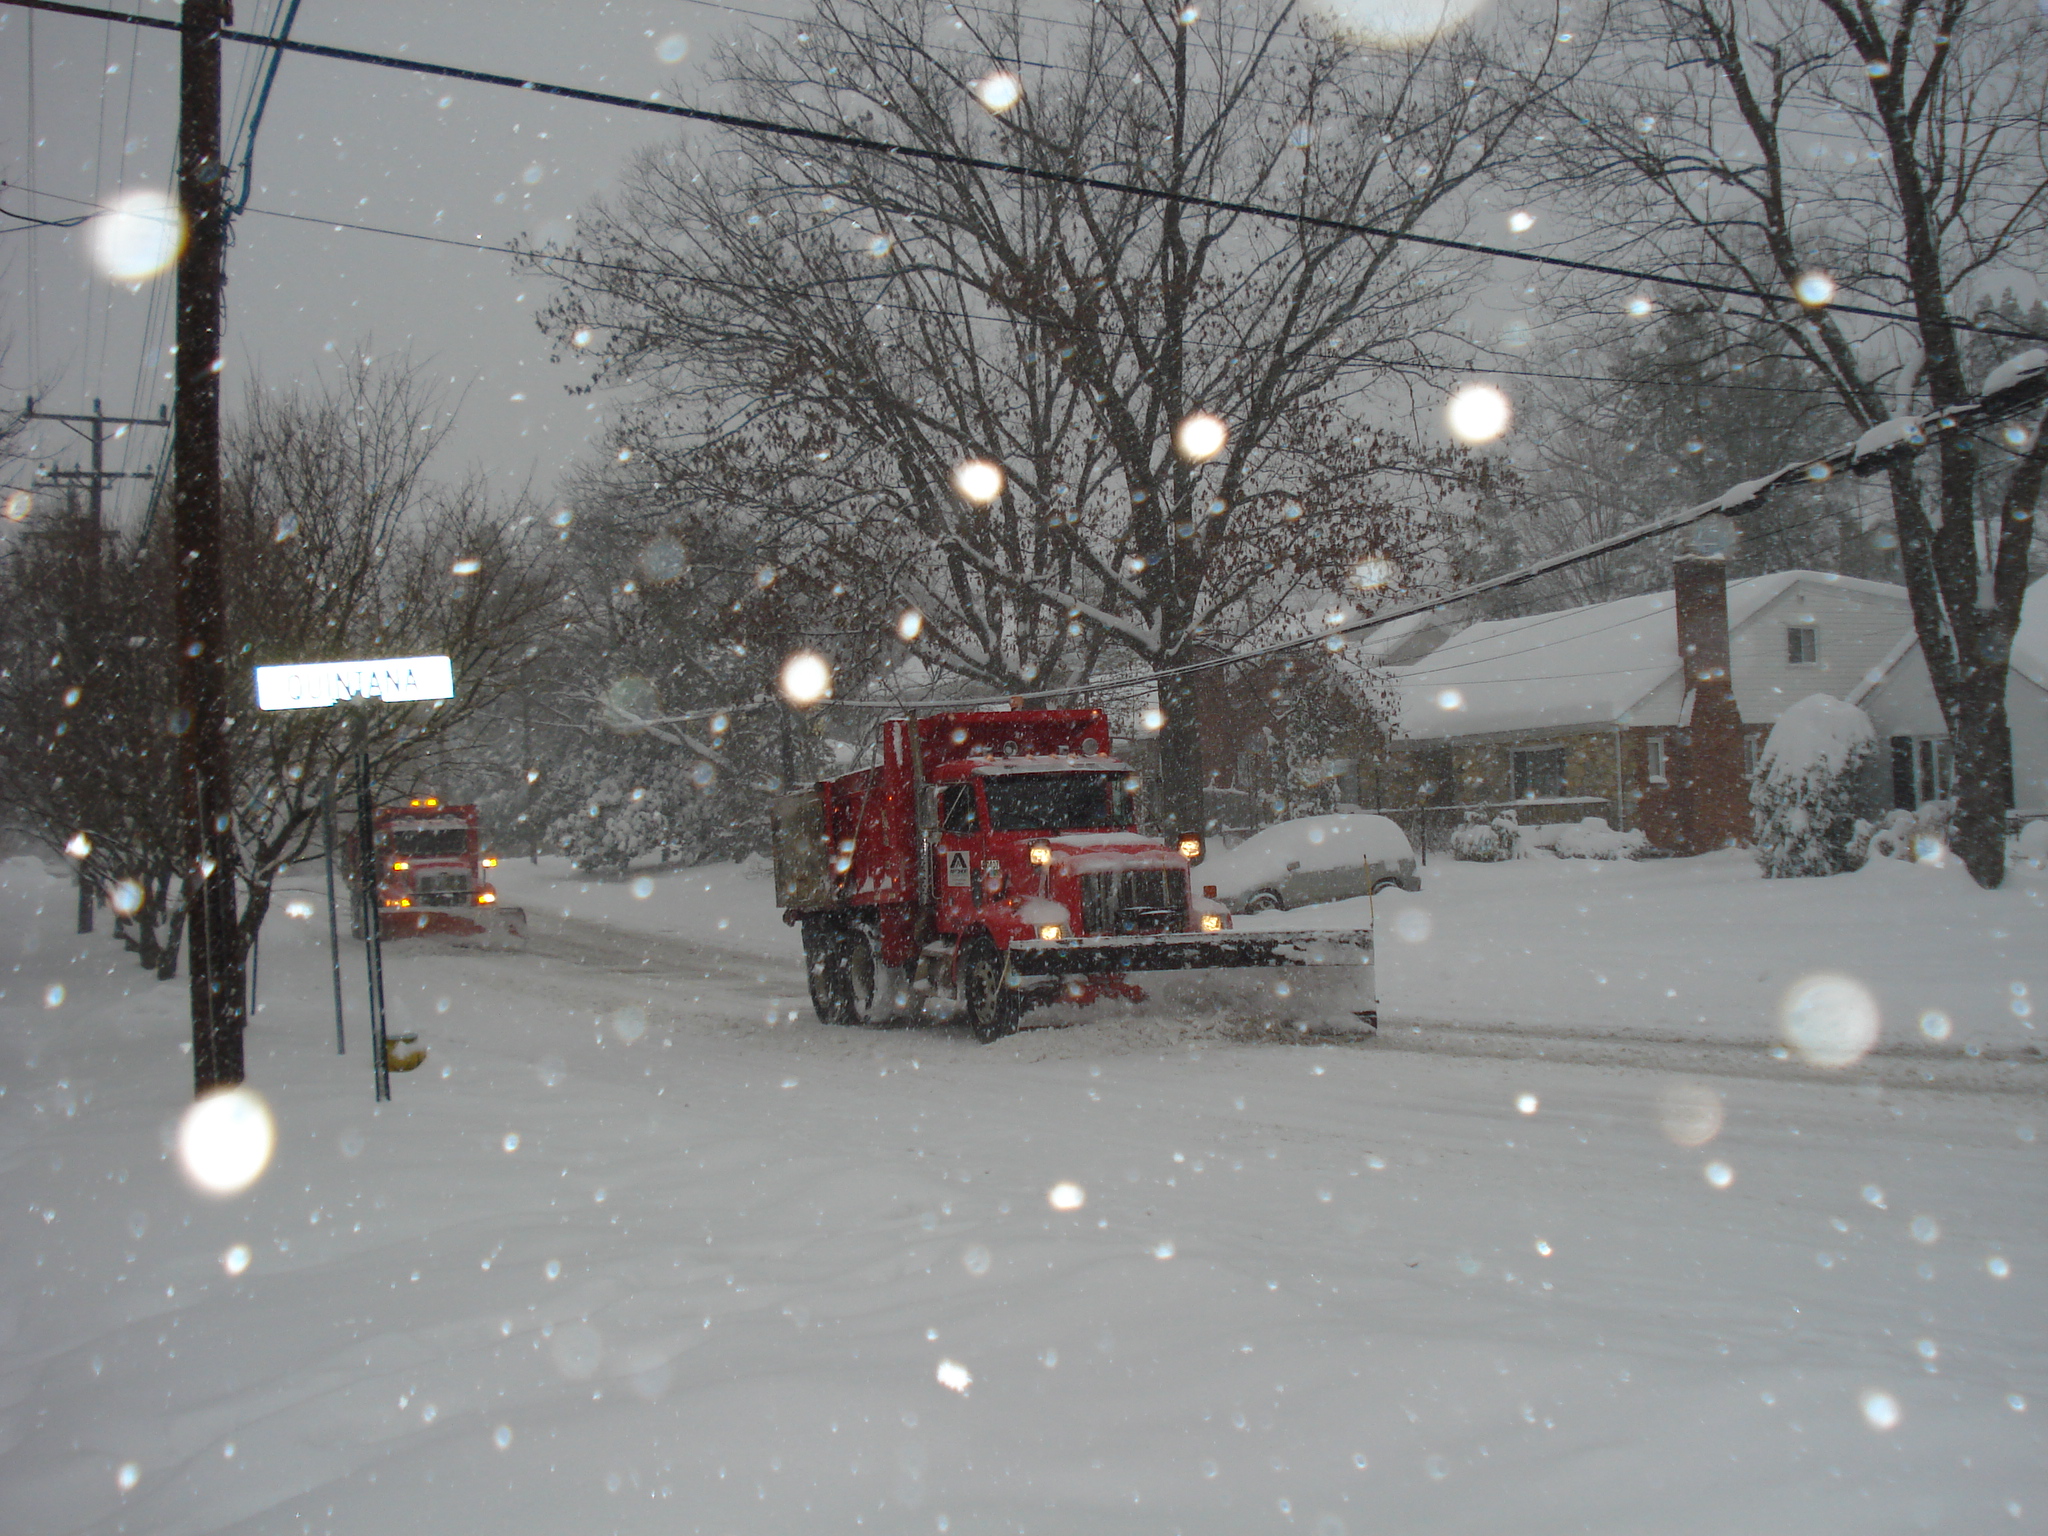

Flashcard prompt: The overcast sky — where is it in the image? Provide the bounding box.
[5,0,808,525]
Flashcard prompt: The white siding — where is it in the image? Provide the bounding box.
[1859,645,1949,738]
[1729,580,1916,726]
[2010,672,2048,812]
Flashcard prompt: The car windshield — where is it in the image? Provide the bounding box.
[980,773,1133,833]
[389,827,469,857]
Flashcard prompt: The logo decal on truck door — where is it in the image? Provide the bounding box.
[945,849,972,888]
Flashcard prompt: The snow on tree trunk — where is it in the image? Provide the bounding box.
[1750,694,1876,879]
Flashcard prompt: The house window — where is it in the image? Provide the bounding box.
[1743,734,1762,777]
[1915,738,1953,803]
[1787,625,1819,664]
[1889,736,1955,808]
[1645,736,1667,784]
[1512,747,1568,799]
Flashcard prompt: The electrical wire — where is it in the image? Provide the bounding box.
[227,0,301,219]
[6,182,1989,408]
[4,0,2040,347]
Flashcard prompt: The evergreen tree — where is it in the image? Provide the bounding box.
[1751,694,1876,878]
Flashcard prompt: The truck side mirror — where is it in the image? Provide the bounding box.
[920,785,944,830]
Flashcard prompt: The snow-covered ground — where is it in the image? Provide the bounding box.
[2,851,2043,1535]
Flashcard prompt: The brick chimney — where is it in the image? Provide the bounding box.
[1670,554,1750,852]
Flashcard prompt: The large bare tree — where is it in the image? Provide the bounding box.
[531,0,1566,828]
[1525,0,2048,883]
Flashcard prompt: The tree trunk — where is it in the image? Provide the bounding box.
[1156,674,1205,836]
[1947,676,2012,889]
[157,901,188,982]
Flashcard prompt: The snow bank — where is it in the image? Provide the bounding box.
[1521,816,1649,860]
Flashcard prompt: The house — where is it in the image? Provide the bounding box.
[1365,560,2048,853]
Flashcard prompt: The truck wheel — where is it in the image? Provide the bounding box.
[803,922,854,1027]
[803,923,878,1027]
[960,935,1018,1044]
[1245,889,1285,914]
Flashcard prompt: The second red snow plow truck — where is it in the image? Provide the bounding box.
[773,708,1375,1042]
[353,798,526,945]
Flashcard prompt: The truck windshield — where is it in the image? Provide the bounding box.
[981,773,1133,833]
[389,828,469,857]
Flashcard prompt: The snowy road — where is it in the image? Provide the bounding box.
[2,854,2044,1535]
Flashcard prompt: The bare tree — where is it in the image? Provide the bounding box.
[0,491,189,971]
[0,357,567,986]
[221,359,568,948]
[531,0,1566,829]
[1526,0,2048,883]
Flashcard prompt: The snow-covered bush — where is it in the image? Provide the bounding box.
[1450,809,1519,862]
[1751,694,1876,878]
[1522,817,1649,860]
[1850,800,1952,866]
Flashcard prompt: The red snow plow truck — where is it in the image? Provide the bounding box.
[352,798,526,945]
[772,708,1375,1042]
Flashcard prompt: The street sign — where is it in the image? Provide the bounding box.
[253,655,455,712]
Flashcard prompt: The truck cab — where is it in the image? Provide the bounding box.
[349,799,524,943]
[927,752,1210,947]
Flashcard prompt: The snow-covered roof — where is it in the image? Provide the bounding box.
[1388,570,1907,742]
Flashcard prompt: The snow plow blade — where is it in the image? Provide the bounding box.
[1005,928,1371,977]
[379,905,528,948]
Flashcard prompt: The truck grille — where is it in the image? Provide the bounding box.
[413,872,474,907]
[1078,868,1187,936]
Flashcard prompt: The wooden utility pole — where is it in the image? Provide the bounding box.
[172,0,245,1092]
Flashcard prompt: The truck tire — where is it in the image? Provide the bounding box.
[1244,889,1285,914]
[803,921,875,1028]
[960,934,1018,1044]
[802,921,849,1026]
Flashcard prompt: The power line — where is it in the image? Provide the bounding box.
[4,181,1965,408]
[697,356,2048,715]
[6,0,2040,348]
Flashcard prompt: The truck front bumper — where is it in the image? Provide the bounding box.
[1004,928,1371,977]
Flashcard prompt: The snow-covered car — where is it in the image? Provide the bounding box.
[1198,813,1420,913]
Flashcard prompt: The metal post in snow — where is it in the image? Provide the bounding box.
[350,703,390,1102]
[322,781,346,1055]
[252,657,453,1098]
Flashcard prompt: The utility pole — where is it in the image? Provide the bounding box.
[26,399,170,572]
[172,0,244,1094]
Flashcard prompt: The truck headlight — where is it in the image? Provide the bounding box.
[482,856,498,868]
[478,888,497,905]
[1038,924,1065,942]
[1029,842,1052,866]
[391,859,410,871]
[1177,834,1203,863]
[1200,912,1225,933]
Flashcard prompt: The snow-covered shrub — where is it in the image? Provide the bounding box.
[1522,816,1648,860]
[1849,800,1953,866]
[1450,809,1520,862]
[1751,694,1876,878]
